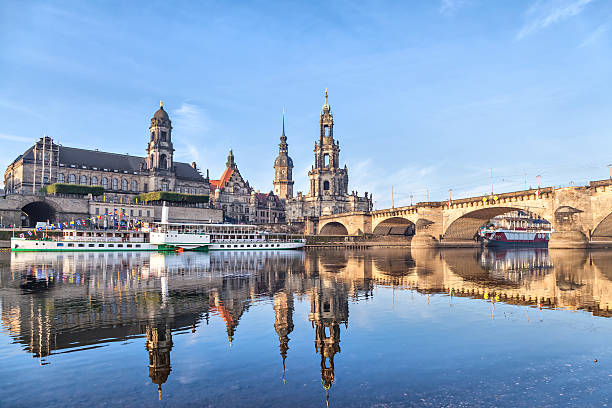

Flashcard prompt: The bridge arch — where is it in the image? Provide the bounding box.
[591,211,612,240]
[319,221,349,236]
[372,216,415,236]
[20,200,58,227]
[443,206,551,241]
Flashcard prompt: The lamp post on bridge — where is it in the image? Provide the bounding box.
[410,194,413,206]
[536,175,541,189]
[607,164,612,180]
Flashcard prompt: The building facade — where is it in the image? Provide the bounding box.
[286,91,372,221]
[211,150,285,224]
[4,102,210,202]
[3,103,223,225]
[210,150,253,223]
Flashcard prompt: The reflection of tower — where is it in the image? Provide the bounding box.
[308,280,349,406]
[273,291,294,379]
[146,324,173,400]
[209,290,245,346]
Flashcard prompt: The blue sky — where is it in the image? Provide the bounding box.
[1,0,612,208]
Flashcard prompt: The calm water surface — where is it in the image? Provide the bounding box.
[1,248,612,407]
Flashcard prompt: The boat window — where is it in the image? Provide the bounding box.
[108,244,114,247]
[78,244,84,247]
[240,245,244,248]
[127,244,132,248]
[68,243,74,247]
[99,244,104,247]
[220,245,224,248]
[89,244,95,247]
[57,243,63,247]
[136,244,141,248]
[247,245,250,247]
[118,244,123,248]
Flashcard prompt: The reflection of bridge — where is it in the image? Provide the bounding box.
[315,180,612,248]
[4,249,612,402]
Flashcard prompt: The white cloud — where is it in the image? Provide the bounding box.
[517,0,595,40]
[348,158,438,209]
[0,133,32,143]
[579,17,611,47]
[440,0,470,16]
[171,103,211,165]
[172,103,210,135]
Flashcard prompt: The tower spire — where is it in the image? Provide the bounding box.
[281,109,286,141]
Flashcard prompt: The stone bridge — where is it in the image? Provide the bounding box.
[315,179,612,248]
[0,193,89,227]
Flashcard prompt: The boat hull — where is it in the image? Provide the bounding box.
[209,241,305,251]
[11,238,156,252]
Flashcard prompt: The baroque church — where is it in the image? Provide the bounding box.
[4,102,210,200]
[277,91,372,221]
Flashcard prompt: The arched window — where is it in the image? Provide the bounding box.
[58,173,65,183]
[159,154,167,169]
[161,183,168,191]
[132,180,138,191]
[323,180,330,191]
[176,187,181,193]
[80,175,87,185]
[324,154,329,167]
[91,176,98,185]
[102,177,108,189]
[112,178,118,190]
[68,174,76,184]
[122,179,128,191]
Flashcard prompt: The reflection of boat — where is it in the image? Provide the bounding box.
[11,229,155,252]
[149,222,305,251]
[482,229,550,247]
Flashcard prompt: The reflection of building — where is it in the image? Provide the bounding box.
[286,91,372,220]
[308,278,349,404]
[146,324,173,400]
[274,291,294,377]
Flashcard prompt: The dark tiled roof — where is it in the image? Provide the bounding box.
[59,146,144,172]
[11,144,205,182]
[174,162,205,181]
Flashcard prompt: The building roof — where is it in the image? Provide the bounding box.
[254,192,283,207]
[210,167,234,191]
[10,143,205,182]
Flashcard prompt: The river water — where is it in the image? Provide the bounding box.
[1,248,612,407]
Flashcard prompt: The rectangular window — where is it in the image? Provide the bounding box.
[57,243,64,247]
[67,243,74,247]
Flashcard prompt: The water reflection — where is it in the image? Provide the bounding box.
[3,248,612,405]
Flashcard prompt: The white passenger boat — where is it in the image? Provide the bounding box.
[148,222,305,251]
[10,229,156,252]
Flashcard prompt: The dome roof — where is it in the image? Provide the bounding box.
[153,101,170,122]
[275,155,293,167]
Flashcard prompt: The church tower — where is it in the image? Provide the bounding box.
[273,112,294,200]
[146,101,174,172]
[308,90,348,198]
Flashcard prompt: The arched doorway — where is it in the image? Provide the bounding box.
[319,222,349,235]
[21,201,56,227]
